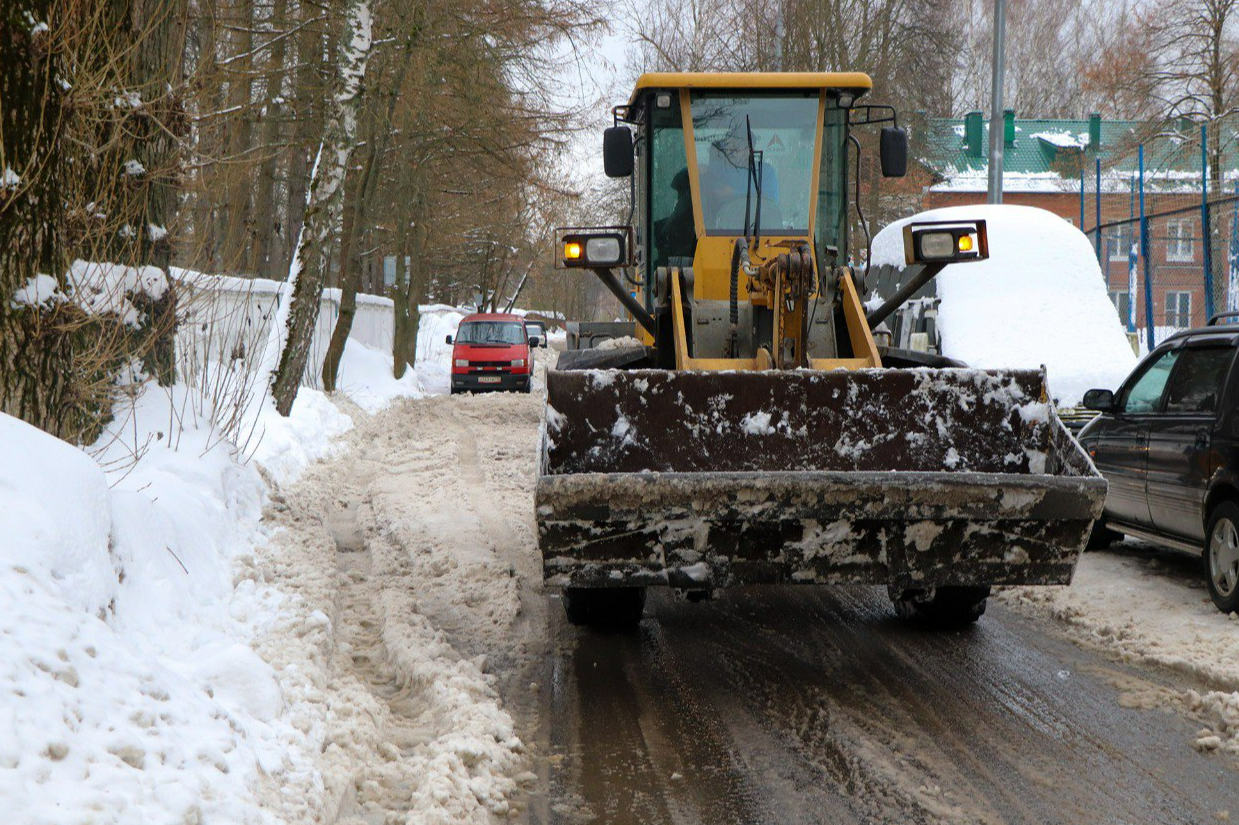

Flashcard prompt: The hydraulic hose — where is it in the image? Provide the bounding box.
[730,238,742,327]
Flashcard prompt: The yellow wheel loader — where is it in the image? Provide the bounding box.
[539,72,1105,628]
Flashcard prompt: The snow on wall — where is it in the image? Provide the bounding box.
[174,269,395,390]
[872,204,1138,406]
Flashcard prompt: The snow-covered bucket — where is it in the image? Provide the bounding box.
[536,368,1106,591]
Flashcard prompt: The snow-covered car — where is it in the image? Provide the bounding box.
[1079,317,1239,612]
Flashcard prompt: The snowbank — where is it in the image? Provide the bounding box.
[415,304,469,395]
[0,406,281,825]
[872,205,1138,405]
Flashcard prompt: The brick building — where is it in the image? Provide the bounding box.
[914,111,1230,333]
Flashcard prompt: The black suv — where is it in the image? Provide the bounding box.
[1078,314,1239,613]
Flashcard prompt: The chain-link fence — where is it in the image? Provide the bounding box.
[1079,116,1239,351]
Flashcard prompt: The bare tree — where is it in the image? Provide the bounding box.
[271,0,372,415]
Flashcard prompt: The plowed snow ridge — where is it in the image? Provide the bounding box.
[251,385,549,823]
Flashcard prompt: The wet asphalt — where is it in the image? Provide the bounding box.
[531,584,1238,825]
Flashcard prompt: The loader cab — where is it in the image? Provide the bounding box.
[615,74,876,321]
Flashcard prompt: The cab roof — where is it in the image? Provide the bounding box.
[629,71,873,106]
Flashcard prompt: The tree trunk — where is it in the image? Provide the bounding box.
[250,0,291,279]
[271,0,372,416]
[392,219,412,378]
[130,0,189,385]
[280,1,328,281]
[321,35,414,390]
[320,151,366,391]
[0,0,70,435]
[220,0,256,272]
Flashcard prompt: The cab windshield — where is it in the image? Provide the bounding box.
[456,321,526,346]
[690,93,819,236]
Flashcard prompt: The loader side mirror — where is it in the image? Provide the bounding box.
[603,126,634,178]
[880,126,908,178]
[1082,389,1114,411]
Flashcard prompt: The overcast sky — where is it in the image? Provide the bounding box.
[554,21,633,184]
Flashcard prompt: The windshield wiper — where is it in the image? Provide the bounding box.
[743,116,764,246]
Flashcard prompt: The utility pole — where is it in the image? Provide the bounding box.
[986,0,1007,204]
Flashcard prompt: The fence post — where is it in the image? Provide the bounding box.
[1128,175,1138,333]
[1201,123,1216,320]
[1230,182,1239,312]
[1140,144,1155,350]
[1079,169,1086,232]
[1095,156,1103,262]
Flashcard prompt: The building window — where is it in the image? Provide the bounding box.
[1167,219,1194,262]
[1109,290,1132,324]
[1107,225,1135,261]
[1165,290,1192,327]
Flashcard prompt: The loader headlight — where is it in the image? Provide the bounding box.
[556,227,631,268]
[903,220,989,266]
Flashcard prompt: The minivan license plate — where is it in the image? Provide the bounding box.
[478,376,501,384]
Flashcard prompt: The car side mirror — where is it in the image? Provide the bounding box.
[528,336,542,348]
[445,335,453,345]
[880,126,908,178]
[603,126,634,178]
[1082,389,1114,411]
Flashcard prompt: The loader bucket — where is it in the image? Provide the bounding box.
[536,368,1106,590]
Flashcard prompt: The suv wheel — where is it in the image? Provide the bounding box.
[1205,502,1239,613]
[888,585,990,628]
[562,587,646,629]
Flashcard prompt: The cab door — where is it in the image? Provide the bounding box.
[1147,340,1237,541]
[1093,347,1181,528]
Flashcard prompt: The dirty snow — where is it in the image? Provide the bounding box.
[871,205,1138,405]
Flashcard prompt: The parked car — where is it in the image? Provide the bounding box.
[1078,314,1239,612]
[446,313,532,394]
[524,320,549,349]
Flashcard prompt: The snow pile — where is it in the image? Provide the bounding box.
[414,304,469,395]
[872,205,1138,405]
[333,338,424,413]
[246,387,353,486]
[0,407,281,824]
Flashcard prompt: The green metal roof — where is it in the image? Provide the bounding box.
[918,114,1236,192]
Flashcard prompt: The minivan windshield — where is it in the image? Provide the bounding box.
[455,321,526,346]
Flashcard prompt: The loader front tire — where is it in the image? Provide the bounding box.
[562,587,646,629]
[889,585,990,628]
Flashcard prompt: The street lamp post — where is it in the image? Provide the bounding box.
[987,0,1007,204]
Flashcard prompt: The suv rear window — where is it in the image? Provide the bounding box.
[456,321,526,345]
[1163,346,1235,413]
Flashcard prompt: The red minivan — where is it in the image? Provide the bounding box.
[447,313,533,394]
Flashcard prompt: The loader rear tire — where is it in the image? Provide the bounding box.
[562,587,646,629]
[889,585,990,628]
